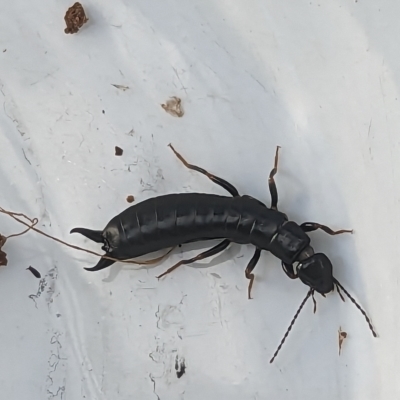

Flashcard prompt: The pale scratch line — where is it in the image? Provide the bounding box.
[379,76,384,100]
[30,68,60,86]
[379,76,388,122]
[22,148,32,165]
[214,41,234,59]
[245,70,267,93]
[172,67,187,94]
[149,374,160,400]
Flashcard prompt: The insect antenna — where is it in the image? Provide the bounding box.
[311,291,317,314]
[333,278,377,337]
[270,288,313,363]
[335,283,345,302]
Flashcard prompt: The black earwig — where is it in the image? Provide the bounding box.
[71,144,376,361]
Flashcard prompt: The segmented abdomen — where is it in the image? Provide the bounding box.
[108,193,285,258]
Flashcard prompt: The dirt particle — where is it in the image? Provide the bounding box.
[64,2,88,34]
[126,195,135,203]
[27,266,41,279]
[338,327,347,355]
[0,249,7,266]
[111,84,130,91]
[115,146,123,156]
[161,96,184,117]
[0,235,7,266]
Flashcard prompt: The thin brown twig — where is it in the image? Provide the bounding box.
[6,218,38,239]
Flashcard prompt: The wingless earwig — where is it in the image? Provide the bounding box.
[71,144,376,362]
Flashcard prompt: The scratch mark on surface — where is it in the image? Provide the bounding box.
[179,294,187,305]
[86,111,94,130]
[47,386,65,399]
[149,374,160,400]
[213,41,234,59]
[367,119,373,160]
[245,70,267,92]
[155,305,161,329]
[379,76,384,100]
[172,67,188,94]
[30,68,60,86]
[0,80,51,226]
[1,84,26,137]
[29,278,47,308]
[22,148,32,165]
[46,332,67,399]
[379,75,388,122]
[101,364,105,393]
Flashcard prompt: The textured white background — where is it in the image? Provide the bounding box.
[0,1,398,399]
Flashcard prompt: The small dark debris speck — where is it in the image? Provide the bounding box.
[175,355,186,378]
[0,249,7,266]
[102,110,105,114]
[0,235,7,266]
[115,146,123,156]
[27,266,41,278]
[126,195,135,203]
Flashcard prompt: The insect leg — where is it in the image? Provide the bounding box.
[169,144,239,197]
[300,222,353,235]
[268,146,281,210]
[245,248,261,299]
[156,239,231,279]
[281,262,297,279]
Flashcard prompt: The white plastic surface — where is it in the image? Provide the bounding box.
[0,1,398,399]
